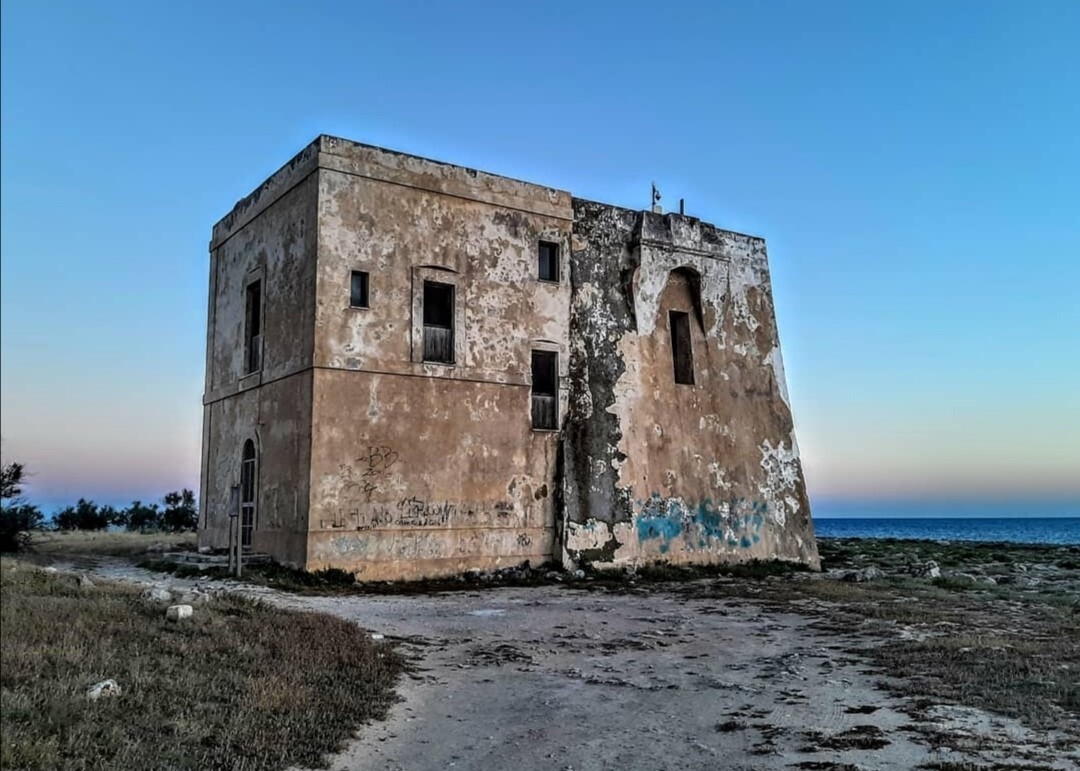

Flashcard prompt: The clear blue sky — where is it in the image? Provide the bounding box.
[2,0,1078,512]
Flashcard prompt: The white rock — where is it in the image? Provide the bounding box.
[371,633,385,641]
[177,590,211,605]
[87,679,121,700]
[78,575,95,589]
[166,604,193,621]
[43,566,58,574]
[910,560,940,579]
[843,566,883,582]
[142,586,173,603]
[197,546,213,555]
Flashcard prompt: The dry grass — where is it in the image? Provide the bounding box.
[31,530,196,557]
[0,560,402,770]
[668,539,1080,731]
[874,629,1080,727]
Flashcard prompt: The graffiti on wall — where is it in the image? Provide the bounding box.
[321,496,516,531]
[340,445,401,502]
[634,494,767,553]
[318,525,553,568]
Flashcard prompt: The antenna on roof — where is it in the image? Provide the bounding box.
[651,182,662,214]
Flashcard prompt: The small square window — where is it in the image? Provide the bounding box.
[350,271,370,308]
[538,241,560,282]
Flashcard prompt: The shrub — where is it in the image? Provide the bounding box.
[0,461,42,552]
[0,504,44,553]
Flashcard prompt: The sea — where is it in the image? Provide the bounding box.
[812,500,1080,545]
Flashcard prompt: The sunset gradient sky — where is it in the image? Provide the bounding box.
[2,0,1078,512]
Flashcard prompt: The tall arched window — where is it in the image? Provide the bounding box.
[240,439,257,549]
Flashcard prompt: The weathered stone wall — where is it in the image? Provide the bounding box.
[199,158,318,562]
[305,138,572,578]
[306,370,557,579]
[201,135,817,577]
[562,201,818,569]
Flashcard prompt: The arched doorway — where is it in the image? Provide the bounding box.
[240,439,257,549]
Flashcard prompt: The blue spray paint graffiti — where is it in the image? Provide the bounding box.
[635,494,766,553]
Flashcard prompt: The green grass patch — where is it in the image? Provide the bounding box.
[0,560,402,770]
[139,559,361,592]
[930,575,977,592]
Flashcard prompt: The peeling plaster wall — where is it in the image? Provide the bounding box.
[563,202,818,570]
[202,135,817,578]
[306,370,556,579]
[199,158,318,563]
[201,374,311,565]
[306,138,572,579]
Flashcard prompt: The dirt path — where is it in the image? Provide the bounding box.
[65,557,1078,771]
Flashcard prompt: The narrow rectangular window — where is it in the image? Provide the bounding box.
[240,440,257,549]
[670,311,694,385]
[531,350,558,430]
[422,281,454,363]
[244,280,262,375]
[538,241,559,282]
[350,271,370,308]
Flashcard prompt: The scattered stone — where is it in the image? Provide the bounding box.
[814,724,890,750]
[142,586,173,603]
[166,604,193,621]
[842,566,883,582]
[716,719,747,732]
[910,560,941,579]
[998,575,1039,587]
[176,590,211,605]
[87,679,121,700]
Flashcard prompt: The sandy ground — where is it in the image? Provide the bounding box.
[60,556,1078,771]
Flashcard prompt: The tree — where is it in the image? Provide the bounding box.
[1,460,43,552]
[1,462,25,500]
[121,500,162,532]
[162,489,197,532]
[53,499,113,531]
